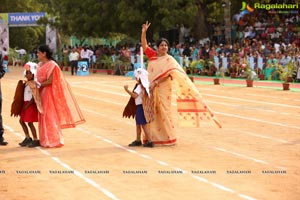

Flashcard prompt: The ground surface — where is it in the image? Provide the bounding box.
[0,66,299,200]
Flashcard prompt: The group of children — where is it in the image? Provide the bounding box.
[11,62,41,147]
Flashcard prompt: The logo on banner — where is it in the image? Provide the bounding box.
[239,2,298,15]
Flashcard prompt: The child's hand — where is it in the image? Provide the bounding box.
[124,85,129,90]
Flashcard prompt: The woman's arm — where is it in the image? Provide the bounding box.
[40,73,53,87]
[150,75,172,90]
[141,21,151,52]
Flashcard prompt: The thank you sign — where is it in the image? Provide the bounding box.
[8,12,46,26]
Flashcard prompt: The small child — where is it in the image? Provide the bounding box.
[123,68,153,147]
[11,62,43,147]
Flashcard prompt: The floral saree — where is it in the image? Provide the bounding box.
[37,60,85,147]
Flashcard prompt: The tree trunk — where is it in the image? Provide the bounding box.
[193,3,209,41]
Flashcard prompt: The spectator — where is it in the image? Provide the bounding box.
[0,53,7,145]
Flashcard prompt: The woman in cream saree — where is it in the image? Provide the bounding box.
[142,21,221,145]
[37,45,85,147]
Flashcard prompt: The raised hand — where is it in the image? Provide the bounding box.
[142,21,151,33]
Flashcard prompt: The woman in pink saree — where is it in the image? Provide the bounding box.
[36,45,85,147]
[141,21,221,145]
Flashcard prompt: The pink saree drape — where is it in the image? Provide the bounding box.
[37,60,85,147]
[147,54,221,145]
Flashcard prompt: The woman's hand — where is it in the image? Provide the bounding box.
[142,21,151,33]
[150,81,158,90]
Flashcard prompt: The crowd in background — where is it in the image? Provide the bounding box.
[14,9,300,81]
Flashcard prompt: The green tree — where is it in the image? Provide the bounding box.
[0,0,46,52]
[37,0,230,43]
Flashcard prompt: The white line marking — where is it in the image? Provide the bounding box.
[215,111,300,130]
[78,126,258,200]
[213,147,286,170]
[238,194,258,200]
[237,130,288,143]
[4,125,119,200]
[75,92,300,130]
[49,156,119,200]
[172,167,187,174]
[157,160,169,166]
[245,93,300,102]
[210,182,235,193]
[192,176,258,200]
[126,149,138,154]
[140,154,152,159]
[192,175,209,183]
[204,93,300,109]
[80,107,289,170]
[214,147,268,164]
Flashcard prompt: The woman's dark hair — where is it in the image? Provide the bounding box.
[156,38,170,48]
[38,44,54,60]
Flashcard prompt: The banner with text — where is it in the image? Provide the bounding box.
[8,12,46,27]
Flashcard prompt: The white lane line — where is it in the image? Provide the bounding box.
[156,160,169,166]
[203,93,300,109]
[71,86,300,130]
[245,93,300,102]
[213,147,286,170]
[75,91,300,131]
[200,87,300,103]
[80,106,289,170]
[210,182,235,193]
[214,147,268,164]
[206,100,300,118]
[71,82,298,111]
[140,154,152,159]
[215,111,300,130]
[237,130,288,144]
[171,167,187,174]
[71,81,300,109]
[4,83,300,130]
[77,126,258,200]
[50,156,118,200]
[4,125,120,200]
[126,149,138,154]
[238,194,258,200]
[79,98,295,145]
[220,128,288,144]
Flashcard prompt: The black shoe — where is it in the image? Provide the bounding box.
[128,140,142,147]
[19,137,32,147]
[28,140,40,148]
[143,141,154,148]
[0,139,8,146]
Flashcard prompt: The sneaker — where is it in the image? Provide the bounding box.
[128,140,142,147]
[0,139,8,146]
[28,140,40,148]
[143,141,154,148]
[19,137,32,147]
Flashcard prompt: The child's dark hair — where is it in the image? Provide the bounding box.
[25,70,34,80]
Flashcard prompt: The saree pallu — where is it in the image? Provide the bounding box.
[37,60,85,147]
[147,55,221,145]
